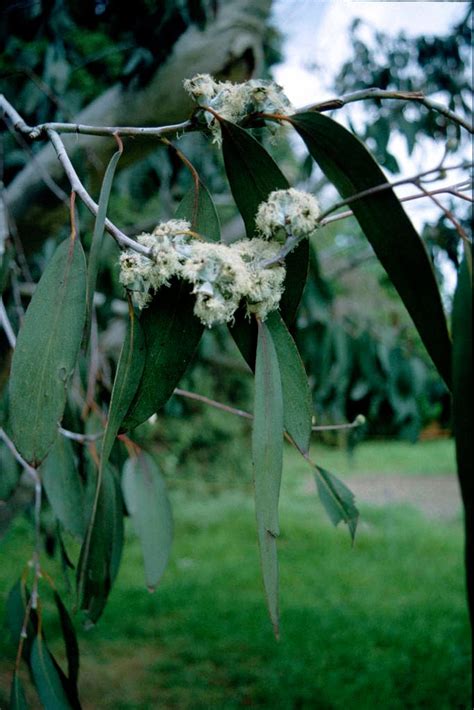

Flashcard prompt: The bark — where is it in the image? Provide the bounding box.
[5,0,272,244]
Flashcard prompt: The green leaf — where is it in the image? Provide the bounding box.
[122,452,173,591]
[314,466,359,542]
[6,581,37,659]
[220,119,308,362]
[85,147,122,338]
[0,442,20,500]
[252,320,284,637]
[54,592,79,688]
[9,238,87,466]
[41,436,85,539]
[266,311,312,454]
[76,464,123,625]
[10,672,28,709]
[30,637,72,710]
[175,180,221,241]
[100,304,145,472]
[291,111,452,389]
[452,253,472,619]
[220,119,289,239]
[123,280,203,431]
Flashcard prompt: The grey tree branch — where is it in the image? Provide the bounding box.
[319,179,473,229]
[303,88,473,134]
[46,129,152,256]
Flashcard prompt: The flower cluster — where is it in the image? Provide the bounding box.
[119,220,286,327]
[255,188,321,242]
[183,74,293,143]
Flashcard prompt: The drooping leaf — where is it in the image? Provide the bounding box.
[9,238,87,465]
[266,311,312,454]
[100,303,145,472]
[0,442,20,500]
[10,672,29,709]
[220,118,289,239]
[291,111,452,389]
[76,464,123,625]
[123,280,203,431]
[54,592,79,688]
[175,179,221,241]
[85,146,122,338]
[451,253,472,620]
[314,466,359,542]
[30,637,73,710]
[122,453,173,591]
[220,118,309,362]
[5,580,37,659]
[252,320,284,637]
[41,436,85,539]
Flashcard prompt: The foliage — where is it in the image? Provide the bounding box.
[0,5,472,707]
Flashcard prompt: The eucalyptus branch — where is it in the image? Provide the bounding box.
[173,387,365,434]
[414,181,470,244]
[316,161,473,223]
[0,296,16,348]
[303,88,473,134]
[58,426,103,443]
[0,93,191,140]
[46,129,151,256]
[0,427,37,481]
[319,179,473,229]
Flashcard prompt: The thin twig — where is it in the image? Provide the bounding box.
[0,296,16,347]
[46,128,151,256]
[414,181,471,245]
[316,161,473,223]
[0,427,38,481]
[319,179,473,228]
[173,387,365,434]
[58,426,103,443]
[301,88,473,134]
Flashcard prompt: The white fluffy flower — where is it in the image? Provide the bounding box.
[119,225,287,326]
[183,74,293,144]
[255,188,320,241]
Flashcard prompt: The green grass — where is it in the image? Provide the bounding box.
[0,439,470,709]
[305,437,457,478]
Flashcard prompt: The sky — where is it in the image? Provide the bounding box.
[271,1,469,107]
[270,1,471,289]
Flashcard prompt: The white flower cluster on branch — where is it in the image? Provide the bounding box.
[119,221,285,326]
[256,188,321,241]
[183,73,293,143]
[119,188,320,327]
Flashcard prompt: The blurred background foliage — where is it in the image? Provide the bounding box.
[1,0,471,489]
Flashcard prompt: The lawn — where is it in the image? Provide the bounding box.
[0,439,471,709]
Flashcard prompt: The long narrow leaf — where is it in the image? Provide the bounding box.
[291,111,452,389]
[314,466,359,542]
[175,180,220,242]
[30,637,72,710]
[253,320,284,637]
[122,280,203,430]
[10,672,28,709]
[76,464,123,625]
[100,303,145,470]
[54,592,80,688]
[266,311,312,454]
[122,453,173,591]
[452,253,472,620]
[85,147,122,338]
[220,118,309,363]
[41,436,85,539]
[9,238,87,465]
